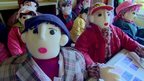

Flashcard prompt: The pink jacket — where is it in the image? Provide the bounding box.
[8,25,26,56]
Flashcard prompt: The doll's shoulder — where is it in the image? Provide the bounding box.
[1,54,28,65]
[61,47,85,61]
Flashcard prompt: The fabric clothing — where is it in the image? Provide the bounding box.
[0,47,86,81]
[33,56,59,80]
[113,19,144,45]
[75,23,139,65]
[8,22,26,56]
[70,16,86,42]
[57,12,77,31]
[0,43,10,64]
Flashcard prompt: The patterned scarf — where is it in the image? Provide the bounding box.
[101,27,112,61]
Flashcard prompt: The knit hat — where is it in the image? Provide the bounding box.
[18,0,39,7]
[24,14,70,38]
[116,1,142,15]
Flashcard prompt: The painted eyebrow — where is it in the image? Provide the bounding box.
[48,28,57,31]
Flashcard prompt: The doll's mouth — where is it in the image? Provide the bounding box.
[104,23,108,26]
[38,47,47,54]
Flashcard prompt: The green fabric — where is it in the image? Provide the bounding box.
[13,21,24,33]
[118,0,124,4]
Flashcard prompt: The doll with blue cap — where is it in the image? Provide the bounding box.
[0,14,86,81]
[113,1,144,45]
[75,2,144,81]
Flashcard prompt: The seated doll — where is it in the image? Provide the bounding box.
[70,7,89,43]
[57,0,91,31]
[57,0,77,31]
[7,0,39,27]
[73,0,92,15]
[113,1,144,45]
[0,14,86,81]
[75,2,144,81]
[0,22,10,63]
[7,7,37,56]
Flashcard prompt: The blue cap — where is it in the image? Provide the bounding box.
[24,14,70,38]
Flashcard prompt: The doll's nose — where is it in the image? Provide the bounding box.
[38,25,47,40]
[104,13,109,22]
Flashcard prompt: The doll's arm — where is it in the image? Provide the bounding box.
[8,27,24,56]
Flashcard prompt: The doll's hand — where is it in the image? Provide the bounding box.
[100,65,120,81]
[135,44,144,58]
[87,63,100,79]
[82,0,90,9]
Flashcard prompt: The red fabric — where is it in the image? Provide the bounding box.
[33,56,59,80]
[75,23,138,65]
[8,27,26,56]
[0,43,10,63]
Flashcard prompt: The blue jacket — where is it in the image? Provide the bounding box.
[113,19,144,45]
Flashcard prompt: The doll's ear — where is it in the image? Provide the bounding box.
[89,15,94,23]
[60,34,69,46]
[21,33,26,43]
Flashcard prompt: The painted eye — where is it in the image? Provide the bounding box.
[107,12,110,16]
[50,30,55,35]
[98,13,102,17]
[22,16,26,19]
[132,12,135,14]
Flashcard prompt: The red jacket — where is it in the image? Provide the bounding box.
[75,23,139,65]
[8,25,26,56]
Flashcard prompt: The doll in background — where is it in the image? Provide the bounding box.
[0,22,10,63]
[7,0,39,27]
[113,1,144,45]
[57,0,77,31]
[7,7,37,56]
[70,7,89,43]
[57,0,91,31]
[0,14,86,81]
[75,2,144,81]
[73,0,92,16]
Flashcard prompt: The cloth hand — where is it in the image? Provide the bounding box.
[100,64,120,81]
[87,63,100,79]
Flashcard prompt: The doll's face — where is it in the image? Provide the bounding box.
[19,14,33,25]
[92,9,111,28]
[61,4,72,15]
[21,1,37,11]
[22,23,62,59]
[123,10,136,22]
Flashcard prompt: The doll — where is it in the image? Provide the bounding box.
[70,7,89,43]
[113,1,144,45]
[57,0,77,31]
[73,0,92,15]
[7,0,39,27]
[0,14,86,81]
[7,7,37,56]
[75,2,144,81]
